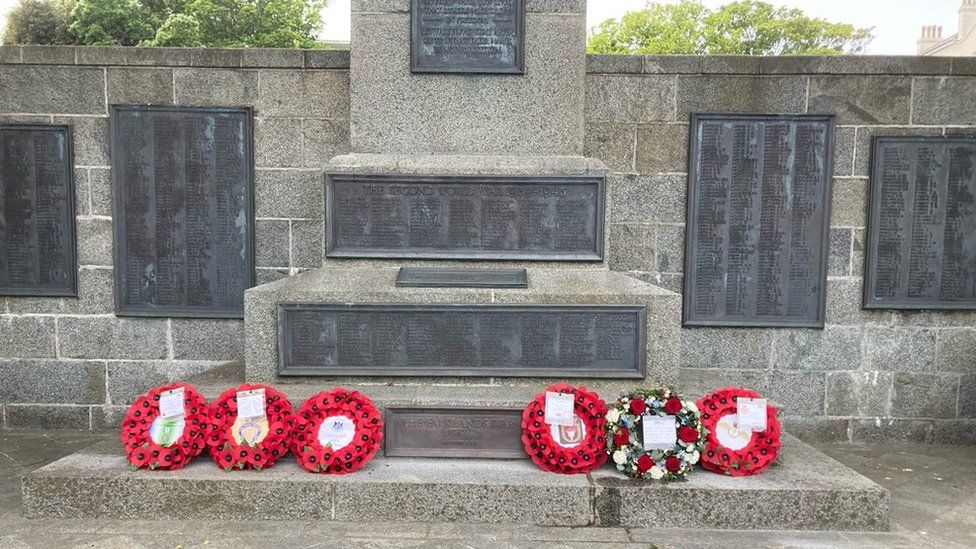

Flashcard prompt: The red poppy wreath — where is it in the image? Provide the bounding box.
[696,387,781,476]
[521,383,608,474]
[206,383,296,471]
[291,388,383,474]
[120,382,210,471]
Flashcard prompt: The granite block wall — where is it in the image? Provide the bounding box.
[0,46,973,444]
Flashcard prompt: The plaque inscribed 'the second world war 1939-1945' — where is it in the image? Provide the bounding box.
[684,114,836,328]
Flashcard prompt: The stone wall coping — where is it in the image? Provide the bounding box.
[2,46,974,75]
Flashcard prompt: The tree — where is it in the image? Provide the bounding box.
[2,0,76,45]
[69,0,158,46]
[182,0,326,48]
[146,13,203,47]
[588,1,874,55]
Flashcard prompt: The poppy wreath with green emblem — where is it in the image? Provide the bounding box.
[120,383,210,471]
[605,387,705,481]
[291,388,383,474]
[696,387,781,477]
[206,384,296,471]
[520,383,608,474]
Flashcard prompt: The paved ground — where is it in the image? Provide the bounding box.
[0,431,973,548]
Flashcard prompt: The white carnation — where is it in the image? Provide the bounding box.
[689,451,700,465]
[612,450,627,465]
[649,466,664,480]
[685,401,699,414]
[606,409,620,423]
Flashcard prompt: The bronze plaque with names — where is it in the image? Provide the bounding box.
[411,0,524,74]
[110,105,255,318]
[0,125,77,296]
[684,114,836,328]
[864,136,976,310]
[385,407,525,458]
[277,303,646,378]
[326,173,605,261]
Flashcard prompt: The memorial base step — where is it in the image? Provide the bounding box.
[22,435,889,531]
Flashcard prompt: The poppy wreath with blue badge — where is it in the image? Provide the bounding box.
[291,388,383,474]
[521,383,608,474]
[121,382,210,471]
[696,387,781,477]
[206,383,296,471]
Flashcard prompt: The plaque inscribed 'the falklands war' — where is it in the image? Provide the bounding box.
[684,114,836,328]
[0,125,77,296]
[411,0,524,74]
[864,137,976,310]
[111,106,255,318]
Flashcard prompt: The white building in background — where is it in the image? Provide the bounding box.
[918,0,976,55]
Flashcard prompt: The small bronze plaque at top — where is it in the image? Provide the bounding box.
[396,267,528,288]
[411,0,524,74]
[385,407,525,458]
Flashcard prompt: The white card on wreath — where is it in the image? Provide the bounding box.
[737,398,768,431]
[544,392,575,426]
[642,414,678,450]
[158,387,185,419]
[237,389,266,419]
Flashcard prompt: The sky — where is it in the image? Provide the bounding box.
[0,0,968,54]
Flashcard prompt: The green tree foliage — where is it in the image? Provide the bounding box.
[588,1,874,55]
[2,0,76,45]
[3,0,326,47]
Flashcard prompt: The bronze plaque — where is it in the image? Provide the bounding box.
[277,303,646,378]
[385,407,525,458]
[110,105,255,318]
[396,267,528,288]
[0,125,77,296]
[684,114,836,328]
[326,173,605,261]
[411,0,524,74]
[864,136,976,309]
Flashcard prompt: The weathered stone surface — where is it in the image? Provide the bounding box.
[303,50,350,69]
[53,115,109,166]
[526,0,586,13]
[608,224,655,272]
[0,316,57,358]
[779,416,850,443]
[123,48,193,67]
[0,67,105,114]
[853,126,944,177]
[807,76,912,125]
[892,310,976,328]
[189,49,242,68]
[676,76,806,118]
[851,418,932,443]
[680,329,773,369]
[961,374,976,418]
[852,229,866,277]
[255,219,290,268]
[76,46,126,66]
[242,49,304,68]
[170,319,244,361]
[0,360,104,404]
[584,124,634,173]
[291,220,324,269]
[0,45,22,64]
[929,419,976,444]
[303,119,351,168]
[255,117,303,168]
[825,372,892,417]
[90,405,128,431]
[828,228,852,276]
[258,70,349,118]
[76,217,113,267]
[5,267,114,316]
[765,371,827,416]
[833,126,856,177]
[586,75,676,123]
[890,373,959,419]
[633,272,683,294]
[936,329,976,374]
[912,77,976,125]
[255,169,324,219]
[21,45,75,65]
[257,268,291,285]
[106,361,225,404]
[173,69,258,105]
[5,404,90,430]
[865,328,937,372]
[761,55,951,76]
[635,124,689,174]
[58,318,168,360]
[87,168,112,216]
[831,178,868,228]
[608,174,686,223]
[106,68,174,105]
[773,327,862,371]
[655,225,684,273]
[825,277,893,326]
[586,54,642,74]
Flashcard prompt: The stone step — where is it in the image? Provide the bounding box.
[22,435,889,531]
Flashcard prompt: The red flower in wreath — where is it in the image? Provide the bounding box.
[664,397,682,414]
[629,398,647,415]
[120,383,210,471]
[636,454,653,473]
[665,456,681,472]
[614,428,630,447]
[521,383,608,475]
[678,425,700,443]
[291,388,383,475]
[696,387,781,477]
[206,384,296,471]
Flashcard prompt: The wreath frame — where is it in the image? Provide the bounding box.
[604,387,705,481]
[292,388,384,475]
[206,383,296,471]
[520,383,608,475]
[696,387,781,477]
[120,382,210,471]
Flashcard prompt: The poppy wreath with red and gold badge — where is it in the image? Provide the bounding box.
[521,383,608,474]
[696,387,781,477]
[291,388,383,474]
[206,384,296,471]
[120,383,210,471]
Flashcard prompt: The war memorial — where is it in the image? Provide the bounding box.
[1,0,975,537]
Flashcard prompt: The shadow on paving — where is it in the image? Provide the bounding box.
[0,431,973,548]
